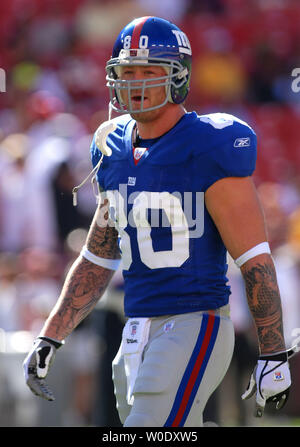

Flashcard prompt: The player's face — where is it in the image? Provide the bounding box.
[119,65,169,122]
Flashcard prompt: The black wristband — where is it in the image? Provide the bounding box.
[259,352,288,362]
[38,336,64,350]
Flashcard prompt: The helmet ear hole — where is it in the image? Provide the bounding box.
[170,67,190,104]
[162,64,188,104]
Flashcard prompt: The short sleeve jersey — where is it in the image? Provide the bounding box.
[90,111,257,317]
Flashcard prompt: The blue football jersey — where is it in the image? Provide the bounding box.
[90,111,257,317]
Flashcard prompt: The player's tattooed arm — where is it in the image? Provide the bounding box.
[39,199,120,341]
[85,197,121,259]
[241,253,286,355]
[205,177,286,355]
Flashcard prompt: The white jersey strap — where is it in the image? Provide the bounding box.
[81,246,121,271]
[234,242,271,268]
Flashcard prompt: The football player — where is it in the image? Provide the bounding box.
[23,17,292,426]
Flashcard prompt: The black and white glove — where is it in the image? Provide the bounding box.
[242,352,291,417]
[23,336,63,401]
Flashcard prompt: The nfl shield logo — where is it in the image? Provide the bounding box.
[130,324,137,337]
[133,147,148,165]
[164,321,175,333]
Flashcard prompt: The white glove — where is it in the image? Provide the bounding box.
[23,337,63,401]
[95,119,117,156]
[242,352,291,417]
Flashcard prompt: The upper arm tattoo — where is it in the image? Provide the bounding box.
[241,256,286,354]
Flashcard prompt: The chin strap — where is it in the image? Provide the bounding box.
[72,103,115,207]
[72,153,104,206]
[108,101,113,120]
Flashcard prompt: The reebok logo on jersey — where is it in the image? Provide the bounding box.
[234,137,251,148]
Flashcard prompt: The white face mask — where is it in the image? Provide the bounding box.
[106,53,188,115]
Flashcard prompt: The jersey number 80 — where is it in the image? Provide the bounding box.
[107,190,190,270]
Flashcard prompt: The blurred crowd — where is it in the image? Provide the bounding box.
[0,0,300,427]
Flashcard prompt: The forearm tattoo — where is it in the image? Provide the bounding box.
[40,199,120,340]
[41,257,115,340]
[241,256,286,354]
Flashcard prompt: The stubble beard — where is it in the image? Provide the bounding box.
[130,108,161,123]
[130,97,170,124]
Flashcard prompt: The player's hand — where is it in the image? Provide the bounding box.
[23,337,63,401]
[242,352,291,417]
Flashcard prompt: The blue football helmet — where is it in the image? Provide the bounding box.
[106,16,192,114]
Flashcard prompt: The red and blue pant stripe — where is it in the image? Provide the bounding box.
[164,313,220,427]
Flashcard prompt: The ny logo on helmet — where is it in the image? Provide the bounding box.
[172,30,192,55]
